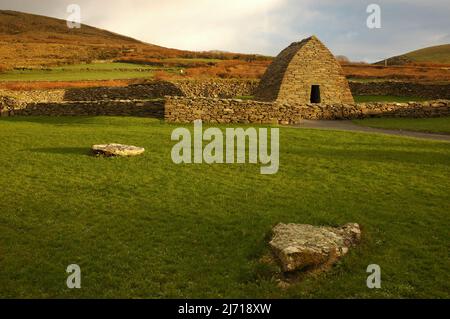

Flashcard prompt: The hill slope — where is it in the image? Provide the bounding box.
[0,10,185,68]
[378,44,450,65]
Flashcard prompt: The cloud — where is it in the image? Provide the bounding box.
[0,0,448,62]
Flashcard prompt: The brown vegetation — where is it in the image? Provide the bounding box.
[342,63,450,82]
[0,10,271,70]
[184,60,271,79]
[1,10,448,88]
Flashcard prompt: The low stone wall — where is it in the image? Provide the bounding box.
[63,82,184,101]
[0,96,24,116]
[165,97,450,124]
[349,81,450,99]
[0,89,65,103]
[0,79,259,104]
[10,100,164,118]
[63,79,258,101]
[174,79,259,98]
[2,80,448,105]
[2,95,449,121]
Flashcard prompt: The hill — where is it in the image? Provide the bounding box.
[0,10,272,71]
[377,44,450,66]
[0,10,189,69]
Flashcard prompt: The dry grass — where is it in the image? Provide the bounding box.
[184,60,271,79]
[1,10,448,86]
[0,10,271,71]
[342,63,450,82]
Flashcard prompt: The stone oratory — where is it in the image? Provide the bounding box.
[255,36,354,104]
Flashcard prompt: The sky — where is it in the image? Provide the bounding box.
[0,0,449,62]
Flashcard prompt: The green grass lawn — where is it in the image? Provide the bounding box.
[354,117,450,134]
[354,95,428,103]
[0,63,179,82]
[0,117,449,298]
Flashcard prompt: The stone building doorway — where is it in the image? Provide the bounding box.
[310,85,321,103]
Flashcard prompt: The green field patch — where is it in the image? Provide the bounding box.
[354,117,450,134]
[0,63,180,82]
[0,116,449,298]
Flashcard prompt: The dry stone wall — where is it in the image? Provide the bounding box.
[2,94,449,121]
[0,89,65,103]
[2,79,448,105]
[0,80,259,104]
[165,97,450,124]
[63,82,183,101]
[174,79,259,98]
[349,81,450,100]
[0,96,23,116]
[2,78,450,120]
[10,100,164,118]
[62,79,258,101]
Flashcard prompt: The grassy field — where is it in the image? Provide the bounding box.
[354,117,450,134]
[402,44,450,64]
[49,63,158,71]
[0,117,449,298]
[0,63,179,82]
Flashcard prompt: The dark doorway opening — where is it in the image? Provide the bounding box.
[310,85,321,103]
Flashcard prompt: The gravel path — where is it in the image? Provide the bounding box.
[294,120,450,142]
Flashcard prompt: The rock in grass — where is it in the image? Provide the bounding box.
[92,144,145,157]
[269,223,361,272]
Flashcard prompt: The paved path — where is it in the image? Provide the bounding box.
[294,120,450,142]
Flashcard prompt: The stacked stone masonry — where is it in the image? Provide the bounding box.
[1,78,449,121]
[164,97,450,124]
[0,80,259,104]
[349,81,450,100]
[1,79,448,104]
[5,100,164,118]
[255,36,354,104]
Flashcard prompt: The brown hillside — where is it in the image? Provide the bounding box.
[0,10,188,68]
[0,10,272,70]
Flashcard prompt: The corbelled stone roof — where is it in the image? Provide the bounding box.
[255,36,354,104]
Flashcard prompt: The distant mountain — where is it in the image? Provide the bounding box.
[377,44,450,65]
[0,10,187,68]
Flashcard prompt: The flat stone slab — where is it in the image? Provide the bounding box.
[269,223,361,272]
[92,144,145,157]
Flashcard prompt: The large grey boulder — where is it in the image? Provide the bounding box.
[92,144,145,157]
[269,223,361,272]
